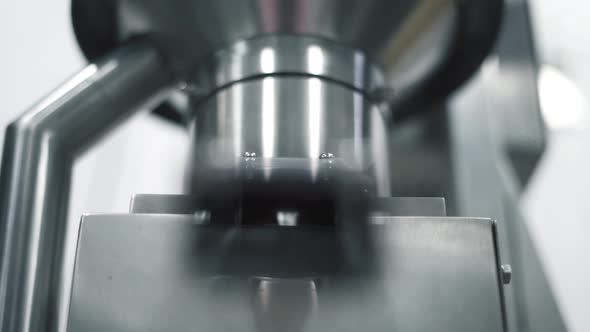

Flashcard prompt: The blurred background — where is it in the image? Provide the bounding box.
[0,0,588,331]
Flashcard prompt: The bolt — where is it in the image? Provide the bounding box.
[500,264,512,284]
[243,152,257,158]
[319,152,334,159]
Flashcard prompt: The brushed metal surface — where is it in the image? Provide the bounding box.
[68,214,505,331]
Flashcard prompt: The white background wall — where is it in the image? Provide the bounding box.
[0,1,589,331]
[524,1,590,332]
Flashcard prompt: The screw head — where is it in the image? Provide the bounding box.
[319,152,334,159]
[501,264,512,284]
[243,152,257,158]
[178,81,205,96]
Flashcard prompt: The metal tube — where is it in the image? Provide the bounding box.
[0,42,172,332]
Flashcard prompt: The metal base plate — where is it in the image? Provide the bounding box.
[68,214,505,331]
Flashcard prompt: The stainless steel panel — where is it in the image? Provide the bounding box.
[130,194,446,217]
[190,77,391,196]
[0,42,172,332]
[68,214,505,331]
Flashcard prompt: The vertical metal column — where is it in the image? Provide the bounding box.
[0,42,172,332]
[188,35,391,196]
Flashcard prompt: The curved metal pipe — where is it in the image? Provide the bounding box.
[0,42,172,332]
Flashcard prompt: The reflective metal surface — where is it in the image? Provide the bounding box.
[0,42,172,332]
[74,0,446,74]
[190,77,390,196]
[193,35,384,96]
[130,194,446,217]
[68,214,505,331]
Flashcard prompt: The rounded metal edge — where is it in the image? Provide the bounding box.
[187,35,385,98]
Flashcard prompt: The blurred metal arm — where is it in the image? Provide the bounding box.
[0,41,172,332]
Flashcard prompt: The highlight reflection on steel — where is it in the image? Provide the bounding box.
[262,77,276,158]
[190,77,391,196]
[307,77,323,159]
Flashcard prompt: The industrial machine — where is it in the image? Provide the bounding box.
[0,0,568,331]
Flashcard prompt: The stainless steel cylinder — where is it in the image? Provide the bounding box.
[189,35,391,196]
[190,77,390,196]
